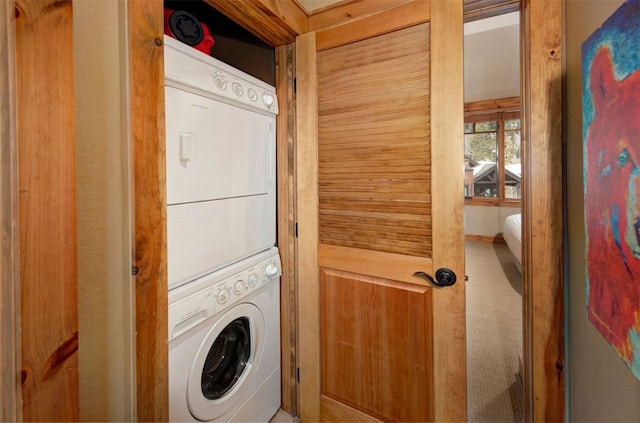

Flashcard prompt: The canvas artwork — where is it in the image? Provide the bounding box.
[583,0,640,379]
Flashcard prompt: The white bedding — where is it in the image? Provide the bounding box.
[504,213,522,271]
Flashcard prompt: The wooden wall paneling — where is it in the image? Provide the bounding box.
[521,0,564,421]
[128,0,168,420]
[15,0,78,420]
[204,0,308,46]
[0,0,21,420]
[320,269,433,422]
[296,30,320,423]
[430,0,466,421]
[276,42,298,415]
[314,0,430,51]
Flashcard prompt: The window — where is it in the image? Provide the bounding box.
[463,99,521,205]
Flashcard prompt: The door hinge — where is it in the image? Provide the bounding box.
[297,367,300,383]
[295,222,298,238]
[294,77,297,94]
[131,266,139,276]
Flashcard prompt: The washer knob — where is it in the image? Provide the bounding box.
[248,88,258,102]
[248,273,259,287]
[217,287,230,304]
[265,264,279,278]
[233,280,245,295]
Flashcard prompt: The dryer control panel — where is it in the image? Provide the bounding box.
[168,248,281,341]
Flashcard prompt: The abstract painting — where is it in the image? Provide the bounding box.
[583,0,640,379]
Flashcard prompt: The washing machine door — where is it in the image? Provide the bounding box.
[187,303,265,421]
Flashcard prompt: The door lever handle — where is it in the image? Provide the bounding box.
[413,268,457,287]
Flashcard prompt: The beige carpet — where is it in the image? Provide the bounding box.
[466,241,524,423]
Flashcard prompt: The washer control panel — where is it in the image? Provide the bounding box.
[168,249,281,341]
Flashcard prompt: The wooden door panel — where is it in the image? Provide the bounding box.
[298,2,465,421]
[317,23,432,258]
[321,269,433,422]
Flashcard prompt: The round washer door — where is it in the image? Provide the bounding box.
[187,303,265,421]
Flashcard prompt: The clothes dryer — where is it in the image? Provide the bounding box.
[164,35,278,290]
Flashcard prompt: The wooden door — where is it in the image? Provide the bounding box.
[297,1,465,422]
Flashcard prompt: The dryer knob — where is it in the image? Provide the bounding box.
[265,264,279,278]
[262,94,274,107]
[217,287,230,304]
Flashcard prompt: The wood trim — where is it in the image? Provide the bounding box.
[465,234,506,244]
[320,395,382,423]
[204,0,308,46]
[521,0,564,421]
[276,42,298,415]
[296,31,320,422]
[464,96,520,115]
[308,0,412,31]
[430,1,466,422]
[0,0,21,420]
[315,0,430,51]
[318,244,433,286]
[463,0,520,22]
[128,1,168,421]
[15,0,78,420]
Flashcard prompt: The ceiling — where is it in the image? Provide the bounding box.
[295,0,345,13]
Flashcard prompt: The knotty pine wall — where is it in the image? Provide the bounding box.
[16,0,78,420]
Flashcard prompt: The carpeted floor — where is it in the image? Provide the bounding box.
[466,241,524,423]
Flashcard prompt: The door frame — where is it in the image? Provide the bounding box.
[0,0,21,420]
[121,0,562,421]
[521,0,564,420]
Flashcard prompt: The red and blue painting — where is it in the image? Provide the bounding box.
[583,0,640,378]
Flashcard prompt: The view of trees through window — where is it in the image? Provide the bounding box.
[464,115,521,202]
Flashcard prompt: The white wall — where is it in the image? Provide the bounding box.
[464,205,520,237]
[566,0,640,420]
[463,15,521,237]
[464,15,520,103]
[74,1,134,420]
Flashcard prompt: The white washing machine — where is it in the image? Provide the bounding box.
[168,247,282,422]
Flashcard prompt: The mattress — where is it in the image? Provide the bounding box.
[504,213,522,269]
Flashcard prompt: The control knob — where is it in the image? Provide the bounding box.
[265,263,279,278]
[262,94,274,107]
[233,280,245,295]
[213,75,227,90]
[217,287,230,304]
[248,273,259,287]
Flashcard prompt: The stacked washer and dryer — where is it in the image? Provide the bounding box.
[163,35,282,422]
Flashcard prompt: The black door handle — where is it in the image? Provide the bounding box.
[413,268,457,287]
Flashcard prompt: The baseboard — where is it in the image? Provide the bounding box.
[465,234,506,244]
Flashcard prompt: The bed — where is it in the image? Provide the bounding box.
[503,213,522,273]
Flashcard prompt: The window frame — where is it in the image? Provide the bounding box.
[463,97,521,207]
